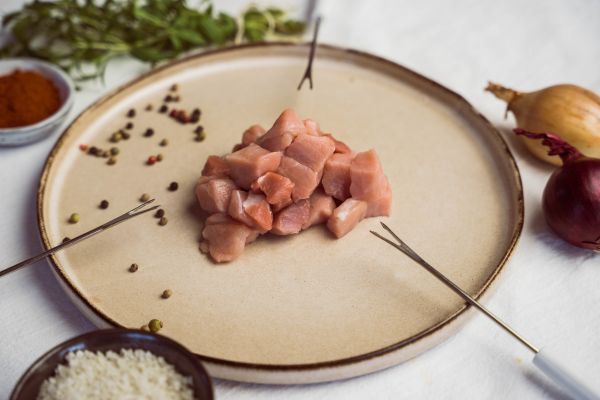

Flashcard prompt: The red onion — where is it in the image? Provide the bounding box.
[515,128,600,250]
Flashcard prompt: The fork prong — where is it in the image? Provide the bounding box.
[128,198,156,214]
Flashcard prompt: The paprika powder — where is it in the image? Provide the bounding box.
[0,69,61,128]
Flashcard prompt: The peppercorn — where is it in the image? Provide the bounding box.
[194,125,204,134]
[195,131,206,142]
[68,213,80,224]
[127,108,136,118]
[156,154,163,162]
[170,84,178,92]
[99,200,109,209]
[155,209,165,218]
[147,155,157,165]
[164,95,173,102]
[144,128,154,137]
[161,289,172,299]
[101,150,110,158]
[190,108,201,123]
[129,263,138,273]
[148,319,162,332]
[110,132,122,142]
[145,104,153,111]
[88,146,99,155]
[159,139,168,147]
[159,217,168,226]
[140,193,150,202]
[79,144,88,151]
[62,237,70,243]
[121,131,131,140]
[110,147,119,156]
[173,95,180,102]
[125,122,133,130]
[159,105,168,113]
[107,157,117,165]
[168,181,178,191]
[141,324,150,331]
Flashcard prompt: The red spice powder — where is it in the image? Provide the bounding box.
[0,69,61,128]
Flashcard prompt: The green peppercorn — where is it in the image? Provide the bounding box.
[68,213,80,224]
[148,319,162,332]
[161,289,172,299]
[159,139,168,147]
[129,263,138,273]
[107,157,117,165]
[140,193,150,202]
[159,217,168,226]
[110,132,123,142]
[195,131,206,142]
[110,147,119,156]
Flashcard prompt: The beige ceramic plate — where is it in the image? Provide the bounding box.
[38,43,522,384]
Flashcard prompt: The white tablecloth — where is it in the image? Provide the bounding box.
[1,0,599,398]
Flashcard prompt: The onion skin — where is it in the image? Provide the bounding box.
[488,83,600,166]
[515,129,600,251]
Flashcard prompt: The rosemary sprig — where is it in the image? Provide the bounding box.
[0,0,305,81]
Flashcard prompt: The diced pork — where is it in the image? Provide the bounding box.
[225,143,282,189]
[322,152,355,201]
[242,124,266,146]
[201,214,256,262]
[277,156,320,201]
[201,155,230,177]
[302,189,336,229]
[327,199,368,238]
[256,109,307,151]
[322,133,352,154]
[349,149,392,217]
[271,199,310,235]
[285,133,335,173]
[228,190,273,231]
[196,178,237,213]
[250,172,294,210]
[303,119,321,136]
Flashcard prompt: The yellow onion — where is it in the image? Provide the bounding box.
[486,82,600,166]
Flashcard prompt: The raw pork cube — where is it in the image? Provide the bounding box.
[242,124,266,146]
[303,119,321,136]
[277,156,320,201]
[322,134,352,154]
[322,152,355,201]
[271,199,310,235]
[228,190,273,232]
[327,199,367,238]
[349,149,392,217]
[225,143,282,189]
[285,133,335,173]
[256,109,307,151]
[201,155,230,177]
[195,177,237,213]
[302,188,336,229]
[201,214,257,262]
[250,172,294,210]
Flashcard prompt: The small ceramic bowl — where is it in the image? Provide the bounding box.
[10,329,214,400]
[0,58,74,146]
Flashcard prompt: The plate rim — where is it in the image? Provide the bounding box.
[36,42,524,373]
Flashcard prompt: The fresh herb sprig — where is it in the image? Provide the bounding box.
[0,0,305,81]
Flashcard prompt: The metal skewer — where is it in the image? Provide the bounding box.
[0,199,159,278]
[297,15,321,91]
[371,222,600,400]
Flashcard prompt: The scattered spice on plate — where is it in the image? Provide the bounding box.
[79,144,88,151]
[121,131,131,140]
[155,209,165,218]
[129,263,138,273]
[126,108,136,118]
[159,138,168,147]
[110,131,123,143]
[157,153,164,162]
[164,94,173,103]
[147,155,157,165]
[168,182,178,191]
[107,157,117,165]
[159,105,168,113]
[110,147,119,156]
[139,193,150,202]
[161,289,172,299]
[145,104,153,111]
[144,128,154,137]
[99,200,109,209]
[101,150,110,158]
[159,217,168,226]
[37,349,194,400]
[68,213,80,224]
[170,84,178,92]
[62,237,70,243]
[125,122,133,130]
[190,108,201,123]
[0,69,61,128]
[149,319,163,332]
[194,125,204,134]
[195,131,206,142]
